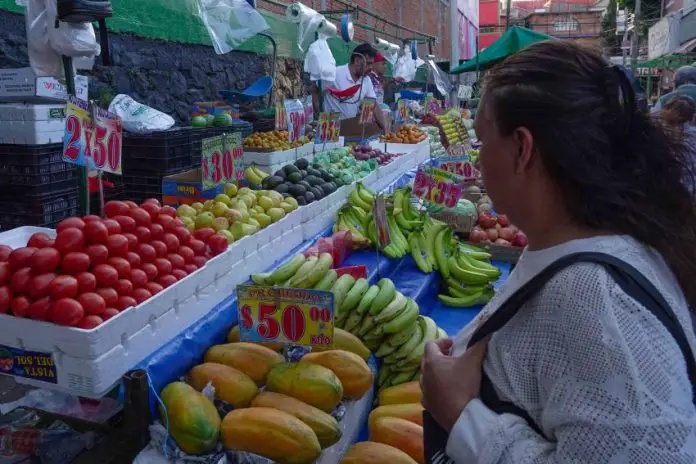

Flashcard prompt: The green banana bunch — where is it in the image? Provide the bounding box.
[266,253,306,284]
[288,253,333,288]
[392,188,423,232]
[331,274,356,313]
[348,183,375,211]
[438,248,501,307]
[409,229,433,273]
[334,205,372,248]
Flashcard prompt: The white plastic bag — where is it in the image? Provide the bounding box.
[45,0,101,58]
[191,0,269,55]
[108,94,175,134]
[426,57,452,97]
[393,46,418,83]
[304,35,336,82]
[24,0,62,77]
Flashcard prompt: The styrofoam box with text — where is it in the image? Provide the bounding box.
[244,142,314,166]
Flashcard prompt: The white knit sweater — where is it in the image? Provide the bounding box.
[447,235,696,463]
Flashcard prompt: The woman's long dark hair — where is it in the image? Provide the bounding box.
[483,40,696,311]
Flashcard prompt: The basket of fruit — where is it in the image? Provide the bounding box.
[379,125,427,144]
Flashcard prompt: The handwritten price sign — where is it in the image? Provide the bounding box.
[63,96,123,175]
[436,155,479,180]
[275,102,287,131]
[237,285,334,347]
[359,98,376,124]
[413,168,463,208]
[202,133,243,190]
[395,99,408,124]
[284,99,306,143]
[315,112,340,144]
[303,95,314,124]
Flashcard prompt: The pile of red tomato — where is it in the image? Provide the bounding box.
[0,199,231,329]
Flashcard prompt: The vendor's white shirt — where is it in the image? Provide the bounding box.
[447,235,696,463]
[323,64,376,120]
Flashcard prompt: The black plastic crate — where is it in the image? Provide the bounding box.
[123,128,193,149]
[124,190,162,205]
[0,188,78,216]
[0,205,79,230]
[0,172,79,196]
[122,154,193,174]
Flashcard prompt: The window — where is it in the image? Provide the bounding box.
[480,26,496,34]
[553,16,579,32]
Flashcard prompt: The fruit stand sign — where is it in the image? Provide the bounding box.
[413,168,463,208]
[374,195,391,248]
[275,102,287,131]
[225,132,245,183]
[284,99,306,143]
[63,96,123,175]
[315,112,340,144]
[435,154,479,181]
[395,99,408,124]
[0,345,57,384]
[201,135,226,190]
[303,95,314,123]
[424,95,441,115]
[359,98,376,124]
[237,285,335,347]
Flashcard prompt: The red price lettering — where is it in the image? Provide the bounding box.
[282,305,305,343]
[92,124,107,168]
[240,304,253,329]
[202,157,209,180]
[445,184,462,208]
[64,115,81,161]
[462,161,473,179]
[310,306,319,321]
[209,151,222,183]
[107,132,121,171]
[435,181,447,204]
[413,171,430,198]
[320,308,331,322]
[222,149,233,180]
[257,303,280,339]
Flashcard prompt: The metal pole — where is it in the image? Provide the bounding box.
[631,0,642,66]
[505,0,512,30]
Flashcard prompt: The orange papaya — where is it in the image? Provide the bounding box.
[341,441,418,464]
[313,328,371,360]
[205,342,284,385]
[159,382,220,455]
[300,350,373,399]
[266,362,343,412]
[378,381,422,405]
[187,362,258,408]
[368,403,424,430]
[370,416,424,464]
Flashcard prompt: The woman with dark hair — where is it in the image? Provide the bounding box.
[662,97,696,132]
[421,40,696,463]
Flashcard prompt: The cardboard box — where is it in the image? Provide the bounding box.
[0,68,87,103]
[339,116,382,143]
[161,169,224,207]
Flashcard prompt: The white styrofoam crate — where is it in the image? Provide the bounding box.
[244,143,314,167]
[312,137,345,153]
[0,103,66,145]
[302,207,338,240]
[369,139,429,156]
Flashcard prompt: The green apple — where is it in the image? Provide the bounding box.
[176,204,197,218]
[238,187,253,197]
[242,223,258,236]
[195,211,215,229]
[181,216,196,232]
[213,217,230,232]
[230,221,246,240]
[266,207,286,222]
[218,229,235,244]
[225,209,243,224]
[203,200,215,211]
[257,196,274,212]
[283,197,299,210]
[224,183,238,198]
[252,205,265,215]
[247,217,260,229]
[214,194,233,206]
[255,213,272,228]
[279,201,294,214]
[211,202,230,218]
[191,202,205,213]
[236,208,250,223]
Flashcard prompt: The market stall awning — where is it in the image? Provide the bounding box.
[636,52,696,69]
[449,26,554,74]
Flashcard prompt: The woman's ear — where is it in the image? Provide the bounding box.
[512,127,534,174]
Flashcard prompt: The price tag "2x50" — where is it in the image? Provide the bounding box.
[413,169,463,208]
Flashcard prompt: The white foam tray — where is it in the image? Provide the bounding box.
[312,137,345,153]
[243,142,314,166]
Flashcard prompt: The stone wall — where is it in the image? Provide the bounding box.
[0,11,305,124]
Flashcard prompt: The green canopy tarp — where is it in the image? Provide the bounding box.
[450,26,554,74]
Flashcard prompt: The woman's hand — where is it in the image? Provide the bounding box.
[420,337,489,432]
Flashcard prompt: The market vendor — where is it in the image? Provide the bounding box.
[313,43,387,131]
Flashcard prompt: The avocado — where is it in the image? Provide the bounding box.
[288,184,307,197]
[262,175,284,189]
[296,196,307,206]
[305,175,323,187]
[311,186,325,200]
[274,170,286,180]
[287,172,303,184]
[304,191,316,203]
[307,168,321,178]
[299,170,308,179]
[298,180,312,191]
[321,183,334,196]
[274,183,290,194]
[295,158,309,170]
[283,164,300,176]
[317,168,330,181]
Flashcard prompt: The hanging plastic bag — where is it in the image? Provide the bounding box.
[108,94,175,134]
[426,57,452,97]
[191,0,269,55]
[393,46,418,83]
[24,0,63,76]
[286,3,336,54]
[45,0,101,59]
[304,35,336,82]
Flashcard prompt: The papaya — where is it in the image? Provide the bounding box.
[370,417,424,464]
[267,362,343,412]
[158,382,220,455]
[368,403,424,430]
[205,342,284,386]
[227,325,284,351]
[221,407,321,464]
[313,328,371,360]
[341,441,417,464]
[187,362,258,408]
[250,392,341,448]
[301,350,373,399]
[378,381,422,406]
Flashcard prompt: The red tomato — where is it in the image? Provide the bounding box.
[129,207,151,227]
[183,264,199,274]
[140,263,158,281]
[156,215,175,231]
[157,274,178,288]
[85,244,109,266]
[76,272,97,293]
[153,258,172,276]
[0,245,12,262]
[0,262,11,286]
[116,295,137,311]
[101,308,120,320]
[144,282,164,295]
[136,244,157,263]
[29,272,57,299]
[192,256,208,268]
[167,253,185,270]
[123,233,139,251]
[189,239,206,256]
[11,267,33,294]
[134,226,152,244]
[194,228,216,243]
[49,275,78,300]
[30,247,61,273]
[161,206,176,217]
[52,298,84,326]
[124,200,139,209]
[12,296,31,318]
[28,297,51,320]
[83,215,102,223]
[61,252,90,275]
[208,234,229,256]
[9,247,38,270]
[113,215,136,233]
[143,198,161,207]
[125,251,142,268]
[78,292,106,316]
[93,264,119,288]
[104,201,130,218]
[141,202,161,221]
[0,286,11,313]
[57,217,86,232]
[115,279,133,296]
[132,288,153,304]
[77,315,103,329]
[162,233,180,253]
[178,246,195,264]
[172,269,188,280]
[102,219,122,235]
[83,221,109,244]
[108,257,131,278]
[150,223,165,240]
[95,287,118,307]
[151,240,168,258]
[28,232,54,249]
[106,234,129,257]
[171,218,185,229]
[171,227,192,247]
[54,228,85,254]
[130,269,148,288]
